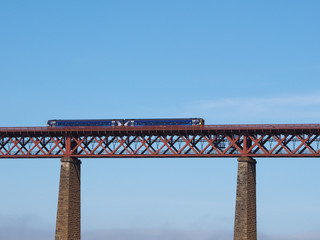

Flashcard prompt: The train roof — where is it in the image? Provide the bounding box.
[48,118,204,122]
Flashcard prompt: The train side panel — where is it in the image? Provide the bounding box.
[47,118,204,127]
[47,119,123,127]
[125,118,204,126]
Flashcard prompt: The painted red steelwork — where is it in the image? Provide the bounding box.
[1,124,320,158]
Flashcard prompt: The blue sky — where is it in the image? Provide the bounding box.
[1,1,320,239]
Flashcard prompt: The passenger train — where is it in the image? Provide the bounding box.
[47,118,205,127]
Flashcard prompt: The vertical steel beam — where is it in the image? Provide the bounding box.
[234,157,257,240]
[55,157,81,240]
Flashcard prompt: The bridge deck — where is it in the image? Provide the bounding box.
[1,124,320,134]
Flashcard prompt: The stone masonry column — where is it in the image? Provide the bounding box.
[55,157,81,240]
[234,157,257,240]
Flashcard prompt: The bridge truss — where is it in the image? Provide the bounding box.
[1,124,320,158]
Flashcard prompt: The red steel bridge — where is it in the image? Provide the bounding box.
[1,124,320,158]
[1,123,320,240]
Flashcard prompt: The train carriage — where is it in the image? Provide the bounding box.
[47,118,204,127]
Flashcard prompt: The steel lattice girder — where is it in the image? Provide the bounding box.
[1,125,320,158]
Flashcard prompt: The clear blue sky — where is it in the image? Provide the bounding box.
[1,1,320,239]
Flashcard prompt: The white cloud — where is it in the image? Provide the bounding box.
[260,231,320,240]
[83,229,320,240]
[186,92,320,124]
[0,222,319,240]
[82,229,232,240]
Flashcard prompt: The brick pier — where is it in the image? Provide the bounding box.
[55,157,81,240]
[234,157,257,240]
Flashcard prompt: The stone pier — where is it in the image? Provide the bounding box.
[55,157,81,240]
[234,157,257,240]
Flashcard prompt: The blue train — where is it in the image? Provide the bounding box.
[47,118,205,127]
